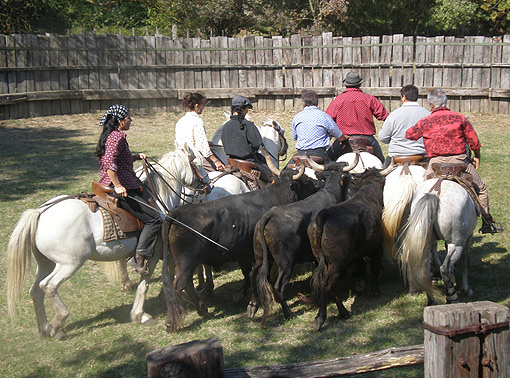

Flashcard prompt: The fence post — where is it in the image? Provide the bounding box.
[423,301,509,378]
[146,337,224,378]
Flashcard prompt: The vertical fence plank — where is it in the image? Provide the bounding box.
[424,37,435,88]
[322,32,333,102]
[154,34,167,113]
[403,36,413,87]
[360,36,371,90]
[282,37,293,110]
[0,35,9,118]
[450,36,464,112]
[432,36,444,89]
[192,37,202,90]
[237,37,248,89]
[210,37,220,92]
[500,35,510,114]
[470,35,484,113]
[461,36,474,113]
[264,37,275,110]
[273,36,284,111]
[290,34,303,108]
[312,36,323,96]
[490,36,502,114]
[167,37,179,113]
[480,36,492,113]
[201,38,212,90]
[332,36,343,93]
[15,35,28,116]
[25,34,37,116]
[228,37,239,91]
[391,34,404,110]
[219,36,229,92]
[380,35,392,110]
[302,36,313,89]
[414,36,425,89]
[254,36,265,109]
[245,35,257,89]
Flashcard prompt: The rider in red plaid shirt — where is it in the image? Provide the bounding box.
[406,89,503,234]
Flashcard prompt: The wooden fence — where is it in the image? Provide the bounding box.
[1,32,510,119]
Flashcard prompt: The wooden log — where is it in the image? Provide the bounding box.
[224,344,424,378]
[146,338,224,378]
[424,301,509,378]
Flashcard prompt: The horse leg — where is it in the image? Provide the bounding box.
[30,250,55,337]
[119,259,136,291]
[39,263,82,339]
[459,236,473,297]
[130,255,160,325]
[441,243,464,304]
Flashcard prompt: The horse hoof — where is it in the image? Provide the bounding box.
[283,311,297,320]
[122,282,137,291]
[246,302,259,318]
[141,314,156,325]
[53,329,67,340]
[339,310,351,319]
[195,284,205,294]
[198,304,210,318]
[314,315,325,331]
[467,289,474,297]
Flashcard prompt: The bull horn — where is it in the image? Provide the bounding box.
[305,153,325,171]
[263,147,280,176]
[379,157,395,176]
[292,161,305,180]
[343,152,360,172]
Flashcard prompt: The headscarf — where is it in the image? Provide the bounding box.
[99,104,129,127]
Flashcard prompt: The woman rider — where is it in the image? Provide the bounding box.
[94,104,161,275]
[174,92,225,172]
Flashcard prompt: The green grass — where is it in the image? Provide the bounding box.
[0,109,508,377]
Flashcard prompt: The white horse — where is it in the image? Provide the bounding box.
[6,146,209,339]
[382,164,426,259]
[336,151,382,174]
[398,178,477,305]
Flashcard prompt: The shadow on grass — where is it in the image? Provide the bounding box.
[0,125,97,201]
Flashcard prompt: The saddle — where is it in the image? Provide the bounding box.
[227,158,261,179]
[90,181,145,233]
[348,136,373,153]
[428,163,481,215]
[430,163,472,182]
[393,154,426,165]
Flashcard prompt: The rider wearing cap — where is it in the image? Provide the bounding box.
[406,89,503,234]
[326,71,389,163]
[221,95,275,183]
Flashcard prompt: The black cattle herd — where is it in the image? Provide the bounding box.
[161,157,393,332]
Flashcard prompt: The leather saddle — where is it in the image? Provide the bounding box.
[393,154,426,165]
[348,136,373,153]
[430,163,472,182]
[91,181,144,233]
[227,158,261,179]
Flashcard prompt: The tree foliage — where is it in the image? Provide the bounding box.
[1,0,509,36]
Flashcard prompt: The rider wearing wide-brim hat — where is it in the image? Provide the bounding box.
[94,104,162,275]
[325,71,389,163]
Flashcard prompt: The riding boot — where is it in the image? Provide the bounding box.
[127,252,149,275]
[479,214,504,234]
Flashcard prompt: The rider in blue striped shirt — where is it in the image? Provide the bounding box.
[291,90,349,163]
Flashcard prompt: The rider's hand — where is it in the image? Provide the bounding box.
[114,185,128,197]
[138,153,147,160]
[215,160,225,171]
[472,156,480,170]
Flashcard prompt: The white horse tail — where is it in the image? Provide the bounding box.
[161,218,185,333]
[7,208,41,320]
[382,174,417,261]
[400,193,440,300]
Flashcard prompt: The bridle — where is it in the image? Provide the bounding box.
[140,151,211,213]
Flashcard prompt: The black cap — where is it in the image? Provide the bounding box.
[232,95,253,109]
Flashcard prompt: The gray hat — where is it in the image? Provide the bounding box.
[343,72,364,87]
[232,95,253,109]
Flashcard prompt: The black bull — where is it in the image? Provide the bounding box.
[161,167,318,332]
[306,171,386,331]
[248,161,355,322]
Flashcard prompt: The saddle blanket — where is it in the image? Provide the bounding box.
[99,207,137,242]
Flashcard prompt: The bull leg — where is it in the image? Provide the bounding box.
[247,259,262,318]
[30,250,55,337]
[273,268,295,319]
[459,236,473,297]
[174,266,209,317]
[233,262,252,303]
[183,280,209,317]
[369,247,384,297]
[195,265,206,293]
[39,263,83,340]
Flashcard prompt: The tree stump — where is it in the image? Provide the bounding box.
[424,301,509,378]
[146,338,224,378]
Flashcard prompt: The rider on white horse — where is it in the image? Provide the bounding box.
[378,84,430,167]
[94,104,162,275]
[175,92,226,173]
[221,95,276,184]
[289,89,349,165]
[406,88,503,235]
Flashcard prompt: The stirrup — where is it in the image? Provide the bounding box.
[479,220,504,234]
